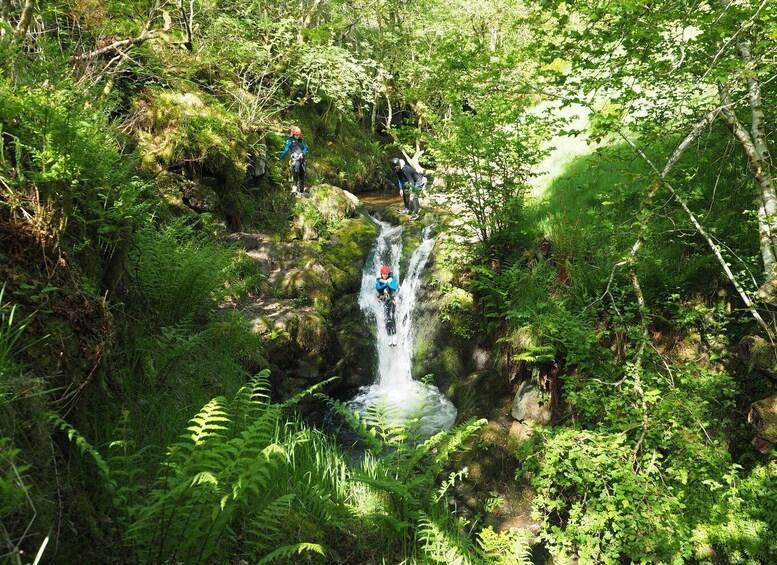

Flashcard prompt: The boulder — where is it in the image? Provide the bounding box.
[739,335,777,380]
[508,421,534,448]
[309,184,359,220]
[320,217,378,293]
[225,232,266,251]
[511,377,552,424]
[288,184,360,241]
[241,299,329,379]
[231,210,377,392]
[749,394,777,453]
[326,293,376,392]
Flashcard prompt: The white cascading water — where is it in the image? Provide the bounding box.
[348,219,457,436]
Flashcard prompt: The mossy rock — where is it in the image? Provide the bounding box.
[287,184,359,241]
[243,302,328,359]
[400,222,425,271]
[308,183,359,220]
[320,217,377,293]
[289,198,325,241]
[327,293,376,391]
[740,335,777,378]
[750,394,777,443]
[246,241,321,274]
[439,286,475,337]
[269,261,334,316]
[130,88,248,185]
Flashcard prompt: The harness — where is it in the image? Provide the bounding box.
[289,138,306,162]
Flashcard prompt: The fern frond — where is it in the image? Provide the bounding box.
[317,395,384,453]
[404,418,487,496]
[366,512,412,535]
[418,512,476,565]
[477,526,534,565]
[351,470,413,500]
[243,493,297,549]
[279,376,338,410]
[232,369,273,420]
[186,397,231,444]
[257,542,326,565]
[49,413,115,492]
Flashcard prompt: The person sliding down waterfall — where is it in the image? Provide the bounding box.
[376,264,399,346]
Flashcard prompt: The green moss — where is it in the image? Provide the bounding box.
[752,395,777,442]
[439,287,475,338]
[747,336,777,373]
[400,225,424,271]
[414,332,429,370]
[319,217,377,293]
[132,88,248,185]
[440,345,464,375]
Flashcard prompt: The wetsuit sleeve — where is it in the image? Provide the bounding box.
[301,140,309,155]
[278,138,292,160]
[387,275,398,291]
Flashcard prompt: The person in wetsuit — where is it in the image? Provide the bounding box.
[392,157,426,220]
[278,125,309,193]
[376,263,399,346]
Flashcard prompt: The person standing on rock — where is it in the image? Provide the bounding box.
[278,126,309,193]
[392,157,426,221]
[376,263,399,346]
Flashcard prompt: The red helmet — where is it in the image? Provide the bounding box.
[290,126,302,136]
[380,264,390,276]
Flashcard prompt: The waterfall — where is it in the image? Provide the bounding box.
[349,219,457,436]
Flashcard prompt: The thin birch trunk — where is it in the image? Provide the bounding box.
[297,0,321,45]
[619,131,775,341]
[717,40,777,282]
[11,0,33,46]
[179,0,195,50]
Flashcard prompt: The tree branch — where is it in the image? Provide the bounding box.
[74,2,167,61]
[719,82,777,278]
[617,129,775,341]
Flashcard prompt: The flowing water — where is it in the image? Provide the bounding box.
[348,219,457,436]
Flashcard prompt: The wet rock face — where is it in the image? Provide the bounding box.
[231,186,377,396]
[408,236,487,390]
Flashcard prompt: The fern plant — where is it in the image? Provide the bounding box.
[324,396,489,562]
[477,526,534,565]
[123,371,338,564]
[128,220,233,328]
[54,374,501,564]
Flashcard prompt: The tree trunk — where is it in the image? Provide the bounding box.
[179,0,194,50]
[11,0,34,46]
[616,123,775,341]
[297,0,322,45]
[718,43,777,289]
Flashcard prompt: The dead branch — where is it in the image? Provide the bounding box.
[74,2,169,61]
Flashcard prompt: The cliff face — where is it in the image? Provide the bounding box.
[227,184,378,398]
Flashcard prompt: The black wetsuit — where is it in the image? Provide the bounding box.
[376,273,399,335]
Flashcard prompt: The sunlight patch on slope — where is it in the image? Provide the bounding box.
[529,101,594,201]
